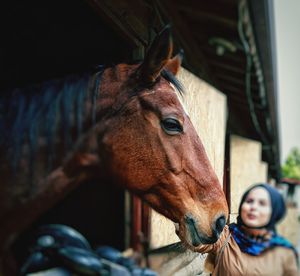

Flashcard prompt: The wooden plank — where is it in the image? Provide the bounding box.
[131,195,142,250]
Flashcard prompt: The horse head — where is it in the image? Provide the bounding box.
[95,26,229,247]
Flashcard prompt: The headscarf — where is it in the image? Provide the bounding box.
[230,183,298,259]
[236,183,285,231]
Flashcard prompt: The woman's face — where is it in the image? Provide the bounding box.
[240,187,272,228]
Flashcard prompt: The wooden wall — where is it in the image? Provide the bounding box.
[229,135,268,222]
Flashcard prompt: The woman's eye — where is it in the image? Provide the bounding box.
[259,200,267,206]
[161,118,183,135]
[246,198,254,204]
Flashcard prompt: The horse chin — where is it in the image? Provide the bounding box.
[177,222,217,248]
[176,222,198,247]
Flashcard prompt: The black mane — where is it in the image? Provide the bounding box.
[161,69,184,96]
[0,70,104,170]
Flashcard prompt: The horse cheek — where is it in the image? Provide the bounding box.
[100,126,153,194]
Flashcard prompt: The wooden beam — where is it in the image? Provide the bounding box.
[209,60,245,74]
[86,0,152,50]
[176,5,237,29]
[201,44,245,63]
[175,0,237,20]
[216,73,259,90]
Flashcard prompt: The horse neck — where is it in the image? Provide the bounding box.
[63,65,136,174]
[0,66,138,253]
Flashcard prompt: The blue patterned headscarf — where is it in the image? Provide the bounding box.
[231,183,298,259]
[229,223,297,257]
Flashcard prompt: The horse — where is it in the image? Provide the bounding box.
[0,26,228,272]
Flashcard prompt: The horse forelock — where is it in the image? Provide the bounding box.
[161,69,184,96]
[159,70,189,116]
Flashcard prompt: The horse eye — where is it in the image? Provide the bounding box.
[161,118,183,135]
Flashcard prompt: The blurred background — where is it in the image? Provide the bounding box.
[275,0,300,260]
[275,0,300,163]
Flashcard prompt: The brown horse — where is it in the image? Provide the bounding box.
[0,26,228,269]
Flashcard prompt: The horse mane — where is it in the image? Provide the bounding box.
[0,69,104,170]
[161,69,184,96]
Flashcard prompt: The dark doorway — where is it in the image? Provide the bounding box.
[0,0,131,92]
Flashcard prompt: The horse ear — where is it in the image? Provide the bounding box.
[137,25,173,84]
[164,49,183,76]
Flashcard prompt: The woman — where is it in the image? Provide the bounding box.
[196,183,299,276]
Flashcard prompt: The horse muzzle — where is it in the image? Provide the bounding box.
[182,213,226,246]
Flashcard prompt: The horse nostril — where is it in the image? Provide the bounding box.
[185,214,196,225]
[185,214,202,246]
[215,215,226,234]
